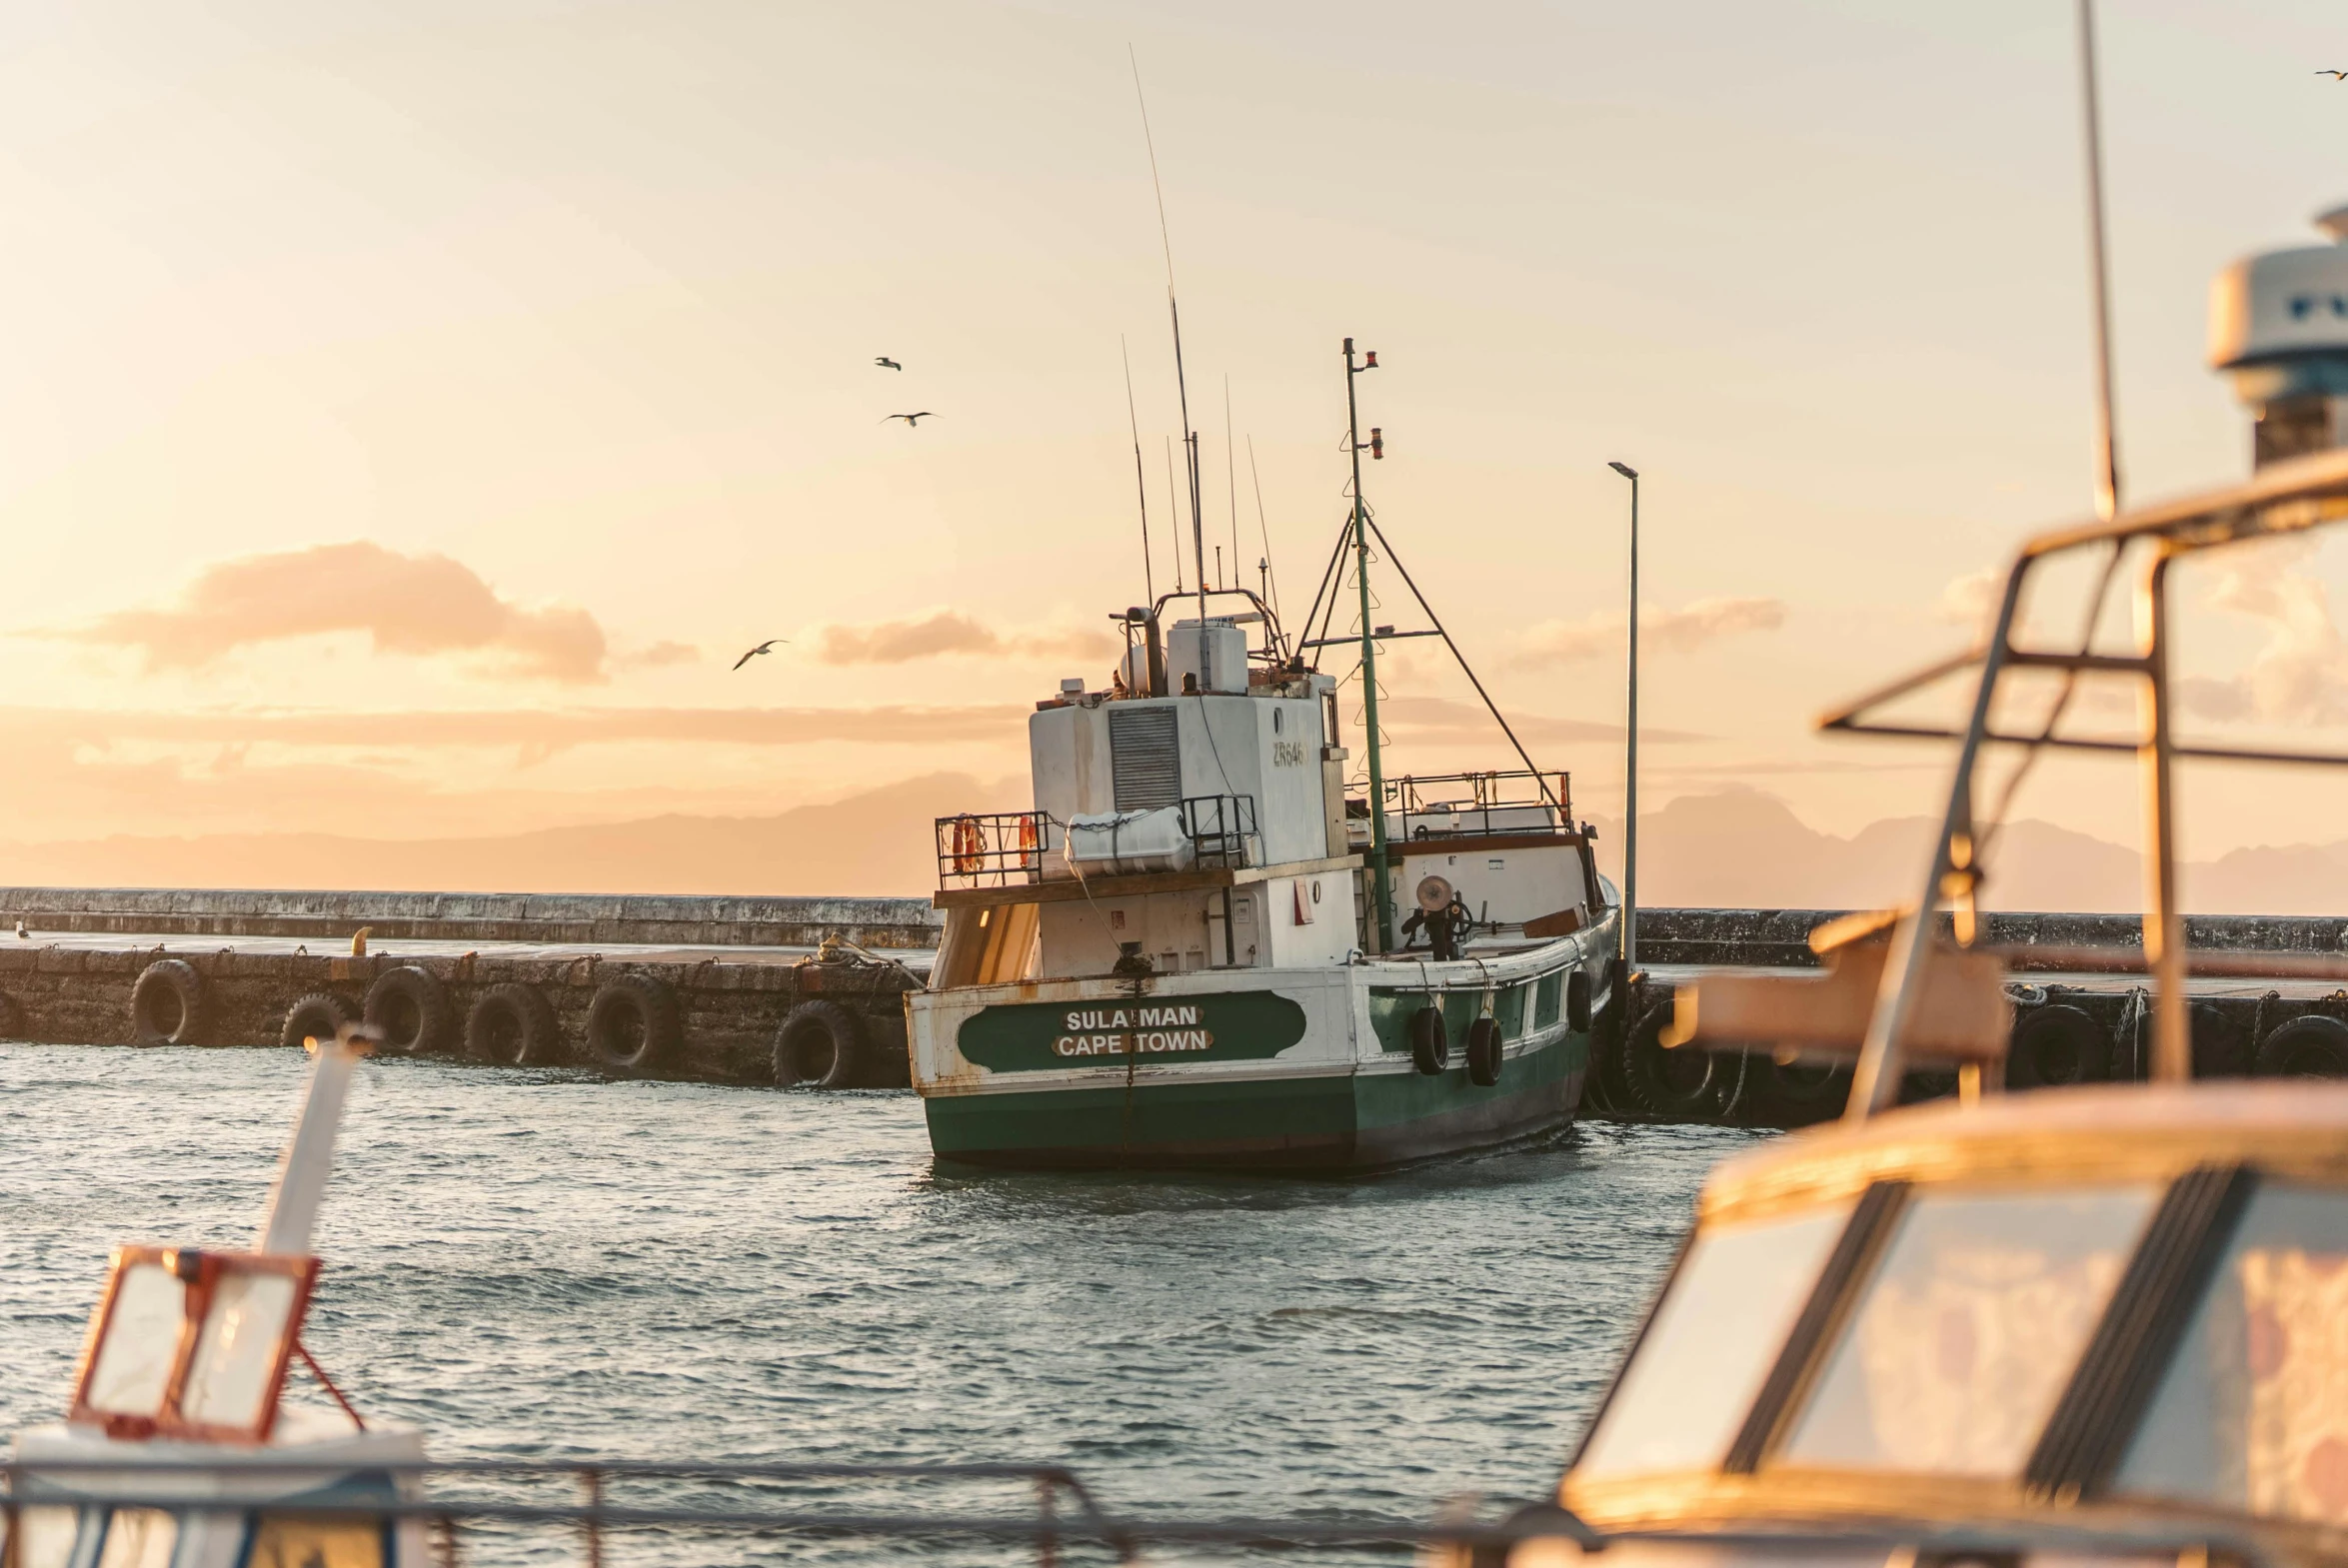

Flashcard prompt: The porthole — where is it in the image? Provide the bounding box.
[1273,710,1283,734]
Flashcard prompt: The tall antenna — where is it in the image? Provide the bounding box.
[1130,48,1207,646]
[1247,435,1281,624]
[2077,0,2122,522]
[1224,376,1239,589]
[1122,336,1155,603]
[1164,436,1183,594]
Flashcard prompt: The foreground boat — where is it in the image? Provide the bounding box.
[906,341,1615,1171]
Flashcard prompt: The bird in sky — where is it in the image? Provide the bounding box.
[876,356,903,370]
[733,639,785,671]
[884,412,935,426]
[2321,69,2348,79]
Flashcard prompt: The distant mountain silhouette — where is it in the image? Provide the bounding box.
[0,778,2336,914]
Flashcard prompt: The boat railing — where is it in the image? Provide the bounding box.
[1174,792,1258,868]
[937,811,1064,886]
[0,1459,2275,1568]
[1386,770,1572,841]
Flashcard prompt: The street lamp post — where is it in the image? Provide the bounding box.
[1608,461,1639,971]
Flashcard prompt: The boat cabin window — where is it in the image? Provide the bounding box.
[1575,1200,1854,1478]
[2117,1181,2348,1524]
[1534,972,1562,1031]
[1780,1183,2158,1477]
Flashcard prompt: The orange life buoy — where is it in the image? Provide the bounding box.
[1016,812,1040,870]
[951,815,985,876]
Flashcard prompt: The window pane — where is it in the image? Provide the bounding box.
[181,1271,298,1430]
[1782,1184,2156,1476]
[1575,1200,1855,1478]
[85,1264,186,1417]
[2117,1182,2348,1523]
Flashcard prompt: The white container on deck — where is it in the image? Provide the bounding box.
[1166,620,1249,695]
[1064,807,1196,876]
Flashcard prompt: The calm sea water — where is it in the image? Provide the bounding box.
[0,1045,1764,1560]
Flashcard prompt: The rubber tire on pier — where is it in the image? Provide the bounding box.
[2190,1001,2253,1078]
[2255,1013,2348,1078]
[587,972,682,1074]
[1565,970,1592,1034]
[280,991,355,1051]
[1409,1004,1448,1075]
[774,999,867,1088]
[1755,1055,1849,1123]
[365,965,455,1055]
[2006,1003,2109,1089]
[466,983,560,1066]
[131,959,208,1045]
[0,989,21,1040]
[1464,1017,1503,1087]
[1619,999,1720,1120]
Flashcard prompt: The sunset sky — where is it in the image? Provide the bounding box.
[6,1,2348,894]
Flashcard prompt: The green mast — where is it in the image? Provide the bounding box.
[1342,337,1394,953]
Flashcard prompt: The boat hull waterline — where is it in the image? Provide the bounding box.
[910,921,1609,1171]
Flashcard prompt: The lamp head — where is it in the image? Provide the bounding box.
[1608,461,1638,480]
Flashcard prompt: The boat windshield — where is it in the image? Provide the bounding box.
[2116,1180,2348,1524]
[1779,1183,2158,1476]
[1575,1200,1854,1478]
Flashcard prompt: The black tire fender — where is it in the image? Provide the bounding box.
[774,999,867,1088]
[132,959,208,1045]
[587,971,682,1073]
[365,965,455,1055]
[1755,1054,1850,1122]
[2256,1013,2348,1078]
[466,982,561,1066]
[1620,998,1719,1119]
[1409,1003,1448,1075]
[1565,969,1592,1034]
[280,991,356,1051]
[2189,1001,2252,1079]
[2007,1002,2110,1089]
[1465,1016,1502,1087]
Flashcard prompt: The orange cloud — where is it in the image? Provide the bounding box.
[1511,597,1785,667]
[64,542,610,683]
[810,609,1115,666]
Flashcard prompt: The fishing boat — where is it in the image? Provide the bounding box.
[904,341,1617,1170]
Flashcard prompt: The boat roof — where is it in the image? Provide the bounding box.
[1701,1080,2348,1222]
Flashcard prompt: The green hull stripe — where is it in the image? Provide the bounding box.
[925,1030,1589,1171]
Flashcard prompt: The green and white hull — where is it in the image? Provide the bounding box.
[907,914,1612,1172]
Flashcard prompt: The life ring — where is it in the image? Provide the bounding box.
[365,965,455,1055]
[1465,1016,1502,1086]
[587,971,683,1073]
[2006,1002,2108,1088]
[131,959,208,1045]
[1409,1003,1448,1075]
[2256,1013,2348,1078]
[279,991,356,1051]
[465,982,561,1066]
[951,815,985,876]
[1016,813,1041,871]
[774,999,867,1088]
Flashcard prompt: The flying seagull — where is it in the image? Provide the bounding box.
[733,639,785,671]
[884,412,935,426]
[876,356,903,370]
[2321,69,2348,79]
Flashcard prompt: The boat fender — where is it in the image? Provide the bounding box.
[1755,1054,1849,1120]
[1565,970,1592,1033]
[364,964,455,1055]
[774,998,867,1089]
[1465,1016,1502,1086]
[465,982,561,1066]
[2255,1012,2348,1078]
[1619,998,1721,1119]
[586,971,683,1073]
[2005,1002,2109,1089]
[1409,1004,1448,1075]
[279,991,355,1051]
[131,958,208,1046]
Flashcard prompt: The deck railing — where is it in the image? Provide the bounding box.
[936,811,1063,886]
[1386,770,1572,841]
